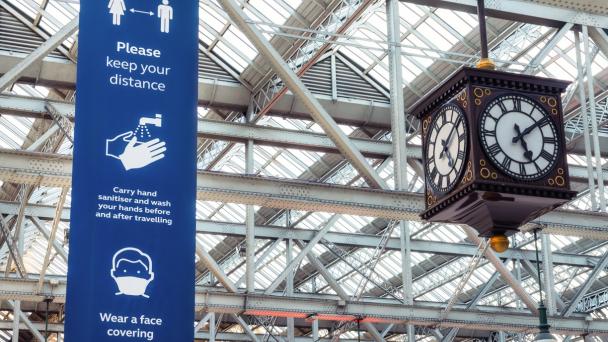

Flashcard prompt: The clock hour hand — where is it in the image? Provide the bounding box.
[439,138,447,159]
[446,149,454,167]
[514,124,533,161]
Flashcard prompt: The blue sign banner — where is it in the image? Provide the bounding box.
[64,0,198,339]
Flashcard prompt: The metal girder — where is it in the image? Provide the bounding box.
[218,0,386,189]
[196,290,603,335]
[0,17,78,92]
[0,95,394,157]
[2,277,604,334]
[264,215,339,294]
[463,227,538,315]
[402,0,608,28]
[524,23,574,74]
[0,149,607,237]
[563,252,608,316]
[0,55,392,128]
[6,300,44,342]
[250,0,374,118]
[0,321,377,341]
[195,243,261,342]
[519,259,566,312]
[1,95,605,186]
[294,240,385,342]
[36,186,67,291]
[588,27,608,59]
[0,202,598,268]
[29,217,67,262]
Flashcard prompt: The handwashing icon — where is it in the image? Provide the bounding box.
[106,114,166,170]
[124,114,162,145]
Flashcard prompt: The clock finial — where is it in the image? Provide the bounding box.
[476,0,496,70]
[489,233,509,253]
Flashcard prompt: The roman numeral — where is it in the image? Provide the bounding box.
[543,137,556,144]
[487,143,501,156]
[430,167,438,180]
[513,98,522,112]
[497,101,508,114]
[457,150,465,160]
[438,174,445,187]
[533,161,542,173]
[540,149,553,162]
[482,129,496,137]
[458,134,466,143]
[537,116,551,127]
[519,163,527,176]
[454,115,463,126]
[501,158,511,170]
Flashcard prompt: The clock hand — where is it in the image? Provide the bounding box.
[446,149,454,167]
[439,139,447,159]
[439,123,458,159]
[514,124,533,161]
[512,117,547,143]
[445,123,457,147]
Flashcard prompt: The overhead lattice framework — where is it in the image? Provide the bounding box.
[0,0,608,341]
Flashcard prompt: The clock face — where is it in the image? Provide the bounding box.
[479,94,559,181]
[425,104,468,193]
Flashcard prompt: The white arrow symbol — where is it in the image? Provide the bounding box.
[130,8,154,15]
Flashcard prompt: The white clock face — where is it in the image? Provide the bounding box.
[479,94,559,180]
[425,104,468,193]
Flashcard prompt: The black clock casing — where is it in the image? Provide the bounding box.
[411,67,577,237]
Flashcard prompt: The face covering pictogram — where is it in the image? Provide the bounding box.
[111,247,155,298]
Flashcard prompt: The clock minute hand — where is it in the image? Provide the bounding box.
[512,118,546,143]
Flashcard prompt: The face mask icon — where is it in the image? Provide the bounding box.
[111,247,154,298]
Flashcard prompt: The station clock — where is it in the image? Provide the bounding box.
[410,67,577,244]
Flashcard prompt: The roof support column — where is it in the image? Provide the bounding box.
[217,0,387,189]
[573,30,598,209]
[582,26,606,212]
[541,233,556,315]
[0,17,78,92]
[387,0,413,339]
[209,313,216,342]
[286,238,294,342]
[11,300,19,342]
[245,138,256,293]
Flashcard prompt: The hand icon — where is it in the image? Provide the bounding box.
[106,131,134,160]
[119,137,167,170]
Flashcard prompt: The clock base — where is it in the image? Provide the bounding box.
[421,182,577,237]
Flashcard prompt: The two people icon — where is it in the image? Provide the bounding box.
[108,0,173,33]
